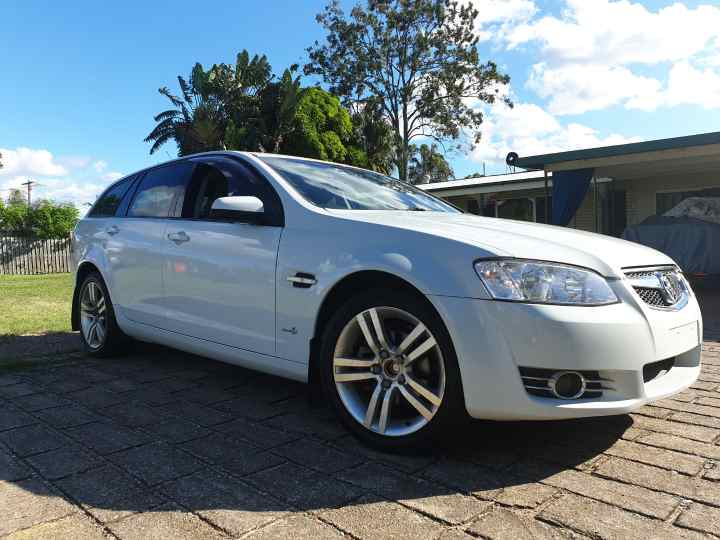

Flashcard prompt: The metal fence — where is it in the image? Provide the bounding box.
[0,233,72,275]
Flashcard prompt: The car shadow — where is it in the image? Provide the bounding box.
[0,343,631,532]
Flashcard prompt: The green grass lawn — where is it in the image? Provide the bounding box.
[0,273,74,336]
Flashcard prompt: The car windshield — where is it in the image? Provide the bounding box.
[257,155,460,213]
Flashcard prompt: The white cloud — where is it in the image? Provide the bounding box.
[0,147,68,177]
[527,63,662,115]
[506,0,720,66]
[0,147,121,210]
[93,160,108,173]
[471,0,537,41]
[470,101,642,166]
[482,0,720,115]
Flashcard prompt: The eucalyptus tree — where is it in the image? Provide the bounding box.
[305,0,510,181]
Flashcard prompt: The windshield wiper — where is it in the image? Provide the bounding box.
[407,207,427,211]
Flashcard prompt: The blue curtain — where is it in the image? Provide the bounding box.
[551,168,594,226]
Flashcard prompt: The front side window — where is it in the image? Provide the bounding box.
[89,176,134,217]
[182,163,257,219]
[257,156,459,212]
[128,163,193,218]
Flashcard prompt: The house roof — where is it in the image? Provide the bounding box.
[507,131,720,172]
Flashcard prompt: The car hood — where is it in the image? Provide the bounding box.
[327,210,675,277]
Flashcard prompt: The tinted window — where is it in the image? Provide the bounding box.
[257,156,459,212]
[128,163,193,218]
[89,176,134,217]
[182,163,257,219]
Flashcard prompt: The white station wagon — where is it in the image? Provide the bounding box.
[72,152,703,450]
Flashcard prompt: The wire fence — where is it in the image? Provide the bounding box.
[0,233,72,275]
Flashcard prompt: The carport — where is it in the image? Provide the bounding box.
[506,132,720,276]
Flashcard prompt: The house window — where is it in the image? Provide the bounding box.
[656,187,720,214]
[496,198,535,222]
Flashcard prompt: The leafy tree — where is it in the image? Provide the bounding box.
[305,0,510,181]
[145,51,273,155]
[28,201,80,239]
[408,143,453,184]
[282,88,356,162]
[348,101,395,175]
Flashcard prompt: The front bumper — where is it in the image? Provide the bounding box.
[429,279,703,421]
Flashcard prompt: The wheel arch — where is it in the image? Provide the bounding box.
[308,269,454,394]
[71,261,104,331]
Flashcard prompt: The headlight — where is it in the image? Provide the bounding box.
[474,259,618,306]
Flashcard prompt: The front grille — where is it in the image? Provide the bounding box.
[624,267,687,309]
[635,287,665,306]
[518,367,614,399]
[643,358,674,383]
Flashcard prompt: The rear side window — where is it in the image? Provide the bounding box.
[89,176,134,217]
[128,163,193,218]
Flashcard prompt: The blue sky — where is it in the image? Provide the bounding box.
[2,0,720,207]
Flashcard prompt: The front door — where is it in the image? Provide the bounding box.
[161,157,283,356]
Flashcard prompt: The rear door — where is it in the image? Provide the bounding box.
[111,161,193,327]
[161,156,283,356]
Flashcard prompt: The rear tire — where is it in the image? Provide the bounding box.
[319,288,466,452]
[77,272,128,357]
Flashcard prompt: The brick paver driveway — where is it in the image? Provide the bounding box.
[1,332,719,538]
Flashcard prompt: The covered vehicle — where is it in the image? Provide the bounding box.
[623,197,720,275]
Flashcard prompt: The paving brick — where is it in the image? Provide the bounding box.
[0,405,37,432]
[244,515,344,539]
[467,507,572,539]
[215,417,299,449]
[13,393,69,412]
[630,414,719,442]
[64,421,150,455]
[676,503,720,537]
[339,462,489,525]
[0,374,24,387]
[99,402,168,428]
[494,482,558,509]
[637,432,720,460]
[541,469,678,519]
[421,458,505,500]
[540,493,706,540]
[182,432,283,476]
[669,411,720,430]
[176,385,236,405]
[330,434,436,473]
[83,491,167,524]
[66,386,125,409]
[34,405,103,429]
[703,464,720,481]
[108,503,225,540]
[142,417,211,444]
[108,442,205,486]
[603,439,705,475]
[596,457,720,507]
[27,444,103,480]
[0,478,77,535]
[0,382,40,399]
[637,406,673,419]
[697,396,720,408]
[155,401,233,426]
[3,514,106,540]
[0,449,31,481]
[0,424,68,456]
[159,469,287,535]
[245,462,365,511]
[273,438,364,473]
[264,411,349,441]
[320,495,445,539]
[213,395,292,421]
[56,464,146,507]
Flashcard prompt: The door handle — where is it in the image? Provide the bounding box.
[167,231,190,244]
[105,225,119,236]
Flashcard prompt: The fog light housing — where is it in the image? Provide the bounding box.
[549,371,586,399]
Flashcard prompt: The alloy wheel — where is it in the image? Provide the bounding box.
[333,306,446,437]
[80,281,107,350]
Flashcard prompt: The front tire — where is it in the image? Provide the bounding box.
[319,288,465,451]
[78,272,128,357]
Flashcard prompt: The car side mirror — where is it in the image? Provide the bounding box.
[210,196,266,223]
